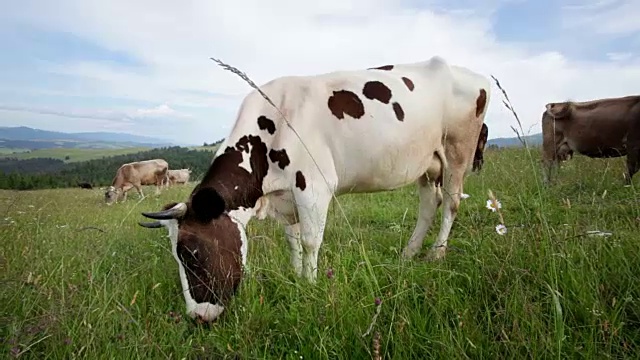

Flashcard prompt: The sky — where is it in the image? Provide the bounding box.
[0,0,639,146]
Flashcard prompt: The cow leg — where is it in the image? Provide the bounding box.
[626,151,639,185]
[427,185,461,260]
[426,155,466,261]
[401,175,442,259]
[294,186,333,283]
[134,184,144,199]
[284,223,303,276]
[155,176,163,194]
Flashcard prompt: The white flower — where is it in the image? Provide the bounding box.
[486,199,502,212]
[461,193,470,199]
[495,224,507,235]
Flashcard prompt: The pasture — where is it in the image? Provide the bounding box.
[1,148,152,163]
[1,147,639,359]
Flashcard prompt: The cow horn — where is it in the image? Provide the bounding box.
[138,221,163,228]
[142,202,187,220]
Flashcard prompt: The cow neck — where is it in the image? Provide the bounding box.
[197,139,269,214]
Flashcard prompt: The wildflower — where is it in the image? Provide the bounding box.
[374,297,382,306]
[495,224,507,235]
[486,199,501,212]
[326,268,334,279]
[461,193,470,199]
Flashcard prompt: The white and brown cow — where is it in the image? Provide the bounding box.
[541,95,640,185]
[163,169,192,186]
[105,159,169,205]
[138,56,491,322]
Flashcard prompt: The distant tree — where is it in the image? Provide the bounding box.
[0,146,214,190]
[64,155,70,160]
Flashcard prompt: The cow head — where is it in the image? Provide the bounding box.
[545,102,572,118]
[138,186,245,323]
[104,186,118,205]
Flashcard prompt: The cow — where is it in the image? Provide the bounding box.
[77,182,93,189]
[137,56,491,322]
[541,95,640,185]
[472,123,489,172]
[164,169,192,186]
[105,159,169,205]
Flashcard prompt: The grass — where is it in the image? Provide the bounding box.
[1,146,639,359]
[1,147,153,163]
[0,148,29,155]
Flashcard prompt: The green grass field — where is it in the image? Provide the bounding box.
[1,147,639,359]
[1,146,216,163]
[0,148,29,155]
[1,147,152,163]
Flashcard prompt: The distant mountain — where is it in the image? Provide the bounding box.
[0,126,177,150]
[0,126,173,144]
[487,133,543,148]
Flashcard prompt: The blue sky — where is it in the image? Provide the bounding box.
[1,0,639,145]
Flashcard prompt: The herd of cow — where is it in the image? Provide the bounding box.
[97,161,192,205]
[89,56,637,323]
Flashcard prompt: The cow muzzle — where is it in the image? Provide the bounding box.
[189,302,225,323]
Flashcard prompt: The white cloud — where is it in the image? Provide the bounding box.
[3,0,640,144]
[562,0,640,35]
[0,103,189,122]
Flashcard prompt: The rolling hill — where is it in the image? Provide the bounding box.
[0,126,177,152]
[486,132,543,148]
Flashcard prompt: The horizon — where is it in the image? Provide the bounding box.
[1,0,639,144]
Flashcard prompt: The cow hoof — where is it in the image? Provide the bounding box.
[401,247,419,259]
[425,246,447,261]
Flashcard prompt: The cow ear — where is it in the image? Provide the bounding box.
[190,187,225,222]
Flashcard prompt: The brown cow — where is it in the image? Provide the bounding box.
[105,159,169,205]
[541,95,640,185]
[163,169,192,186]
[472,122,489,172]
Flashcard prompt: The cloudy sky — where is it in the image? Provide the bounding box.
[1,0,639,145]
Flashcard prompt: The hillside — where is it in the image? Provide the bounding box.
[0,126,178,151]
[0,145,220,190]
[487,132,543,148]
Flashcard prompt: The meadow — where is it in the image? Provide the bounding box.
[1,146,639,359]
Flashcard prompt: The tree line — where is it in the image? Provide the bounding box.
[0,146,219,190]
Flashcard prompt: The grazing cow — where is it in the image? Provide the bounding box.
[77,182,93,190]
[105,159,169,205]
[541,95,640,185]
[472,123,489,172]
[164,169,192,186]
[138,56,491,322]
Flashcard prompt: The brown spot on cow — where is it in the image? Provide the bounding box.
[362,81,392,104]
[368,64,394,71]
[392,102,405,121]
[257,115,276,135]
[475,89,487,117]
[269,148,291,169]
[402,77,415,91]
[295,171,306,191]
[327,90,365,120]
